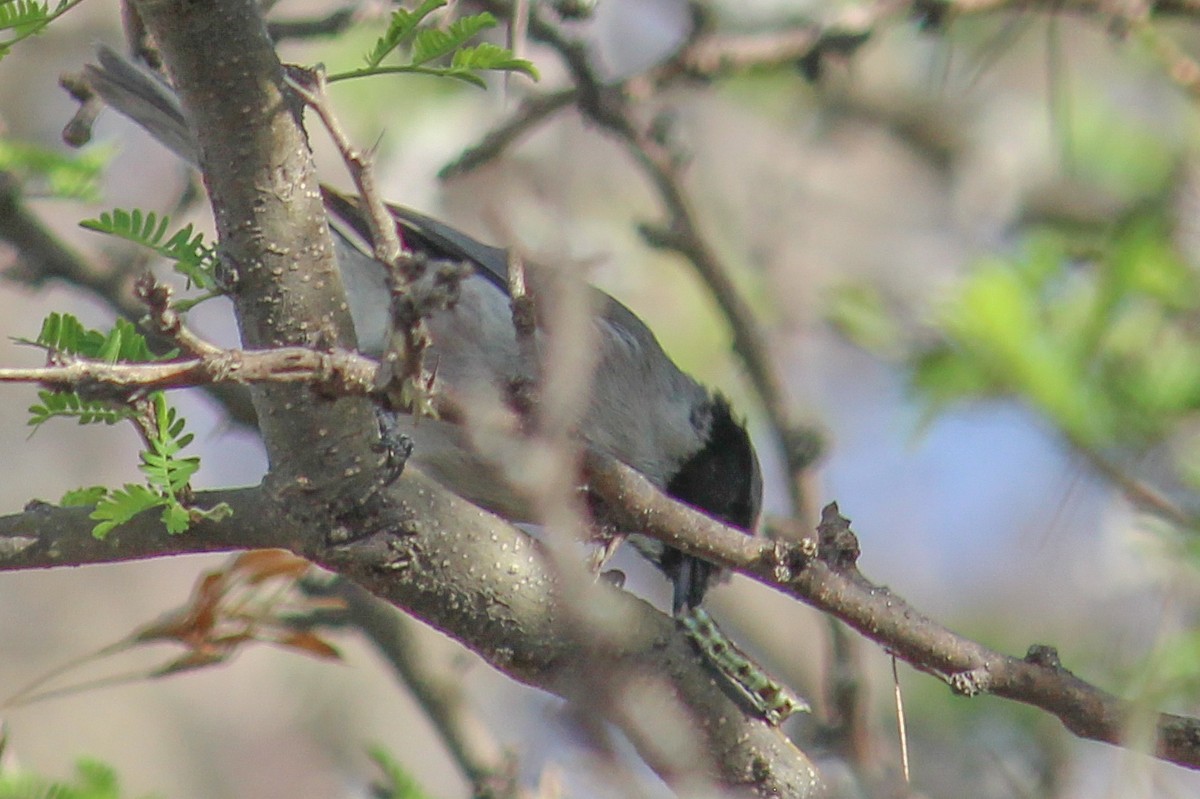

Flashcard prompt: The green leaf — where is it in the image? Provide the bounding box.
[60,486,110,507]
[0,756,142,799]
[21,314,166,432]
[90,483,164,540]
[0,0,49,35]
[410,12,496,66]
[0,0,88,62]
[80,208,218,290]
[449,42,538,80]
[336,6,537,88]
[364,0,447,68]
[160,502,191,534]
[28,389,129,430]
[28,313,157,362]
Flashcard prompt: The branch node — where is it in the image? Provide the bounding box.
[1024,644,1063,670]
[816,502,860,568]
[948,669,992,697]
[134,272,222,357]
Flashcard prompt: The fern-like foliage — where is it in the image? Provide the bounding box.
[23,314,165,431]
[28,390,129,428]
[334,0,538,88]
[0,138,111,201]
[0,0,85,60]
[31,312,160,363]
[18,313,228,537]
[88,483,167,540]
[364,0,445,67]
[140,392,199,504]
[409,11,497,66]
[84,395,231,539]
[80,208,219,291]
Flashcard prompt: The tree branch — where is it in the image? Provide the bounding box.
[0,344,377,396]
[583,450,1200,772]
[0,474,825,796]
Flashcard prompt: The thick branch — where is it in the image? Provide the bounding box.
[0,477,824,796]
[128,0,382,499]
[55,1,829,792]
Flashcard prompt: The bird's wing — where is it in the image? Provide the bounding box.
[321,187,509,293]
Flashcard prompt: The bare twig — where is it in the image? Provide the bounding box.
[0,475,826,796]
[0,344,378,396]
[473,0,827,520]
[133,273,223,357]
[285,67,403,268]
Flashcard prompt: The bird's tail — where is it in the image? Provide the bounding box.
[83,45,200,166]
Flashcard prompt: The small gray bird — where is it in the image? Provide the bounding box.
[84,46,761,614]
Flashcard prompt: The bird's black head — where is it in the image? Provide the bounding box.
[666,396,762,532]
[658,396,761,613]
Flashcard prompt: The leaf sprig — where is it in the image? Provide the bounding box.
[22,312,230,538]
[332,0,538,88]
[23,313,164,430]
[80,208,219,293]
[74,392,232,539]
[0,0,86,60]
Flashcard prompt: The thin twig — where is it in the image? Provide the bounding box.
[0,345,378,396]
[285,67,403,268]
[474,0,827,520]
[0,174,260,426]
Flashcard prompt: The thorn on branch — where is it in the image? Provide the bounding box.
[816,502,860,568]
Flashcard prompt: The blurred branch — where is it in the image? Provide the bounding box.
[267,6,357,42]
[439,88,576,179]
[582,449,1200,772]
[7,0,827,792]
[8,436,1200,775]
[318,579,521,799]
